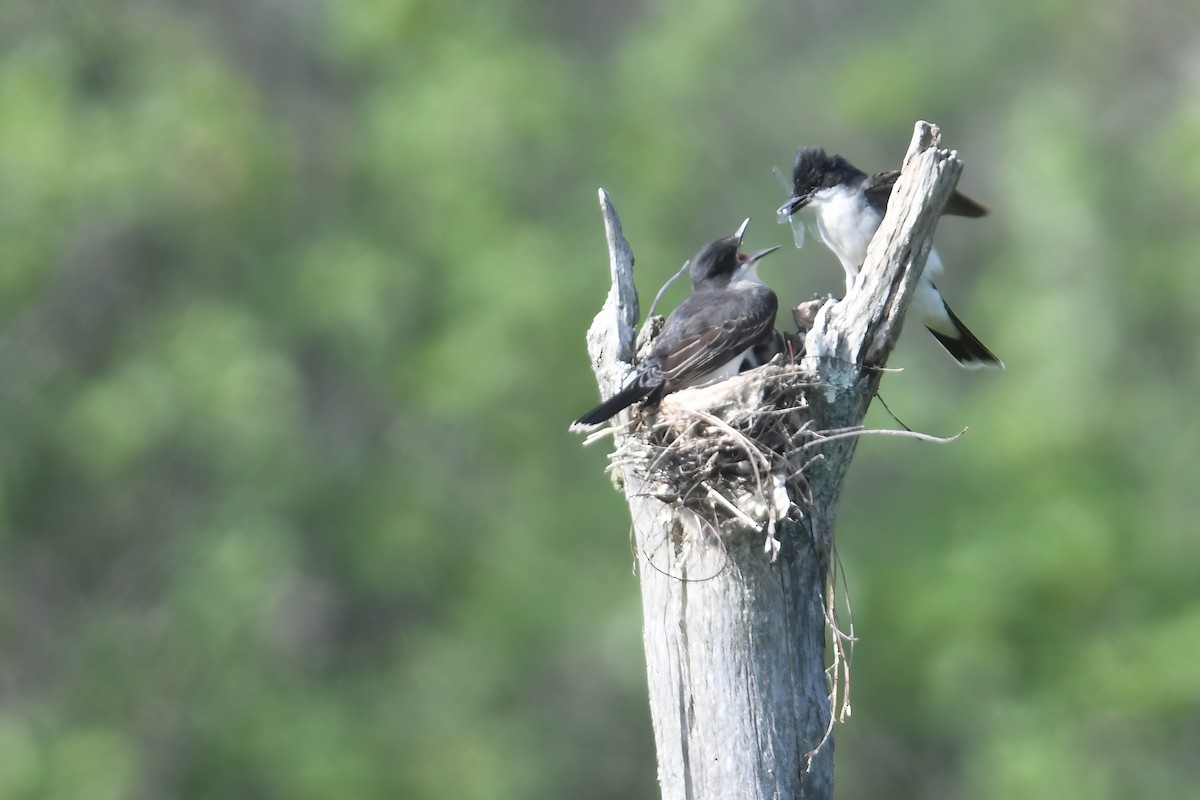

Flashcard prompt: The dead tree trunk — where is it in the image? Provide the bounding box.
[580,122,966,800]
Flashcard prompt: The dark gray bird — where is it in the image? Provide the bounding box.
[572,219,779,429]
[778,146,1003,369]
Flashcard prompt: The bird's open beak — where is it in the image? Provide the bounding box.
[734,217,751,244]
[743,245,781,265]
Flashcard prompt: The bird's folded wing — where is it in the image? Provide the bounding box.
[657,293,778,389]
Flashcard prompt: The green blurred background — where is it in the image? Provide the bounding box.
[1,0,1197,798]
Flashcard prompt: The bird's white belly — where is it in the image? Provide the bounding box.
[816,195,881,286]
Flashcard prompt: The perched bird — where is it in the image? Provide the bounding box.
[777,146,1003,369]
[572,219,779,429]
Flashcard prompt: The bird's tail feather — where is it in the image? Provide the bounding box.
[571,380,656,429]
[926,302,1004,370]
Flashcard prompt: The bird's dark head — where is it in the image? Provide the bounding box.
[689,234,740,288]
[689,219,780,288]
[777,146,843,217]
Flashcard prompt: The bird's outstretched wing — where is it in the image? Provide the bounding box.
[863,170,989,217]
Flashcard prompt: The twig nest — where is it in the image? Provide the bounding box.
[606,358,823,559]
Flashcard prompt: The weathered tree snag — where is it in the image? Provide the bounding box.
[580,122,965,800]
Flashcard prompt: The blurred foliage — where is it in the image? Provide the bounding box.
[0,0,1197,797]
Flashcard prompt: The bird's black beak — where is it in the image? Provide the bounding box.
[734,217,752,244]
[776,195,808,220]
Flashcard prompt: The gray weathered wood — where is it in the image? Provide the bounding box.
[581,123,964,800]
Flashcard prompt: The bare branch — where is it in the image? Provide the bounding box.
[584,189,640,397]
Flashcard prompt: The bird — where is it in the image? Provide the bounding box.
[777,146,1003,369]
[571,219,780,429]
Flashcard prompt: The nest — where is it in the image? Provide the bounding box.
[586,355,824,560]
